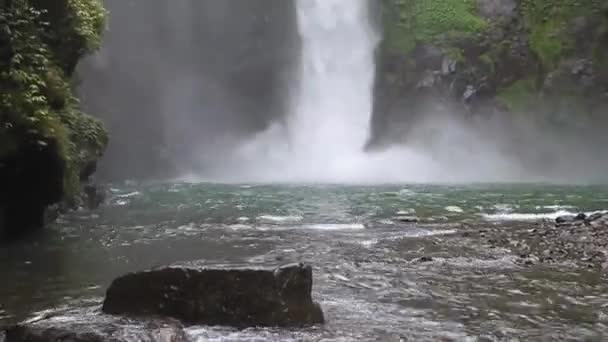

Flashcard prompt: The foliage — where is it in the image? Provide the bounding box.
[497,78,537,113]
[0,0,108,200]
[67,0,107,51]
[520,0,604,70]
[383,0,487,56]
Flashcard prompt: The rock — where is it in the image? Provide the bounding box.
[102,263,324,327]
[476,0,517,20]
[556,213,587,225]
[586,212,605,222]
[416,256,434,263]
[83,183,106,210]
[3,312,186,342]
[556,215,576,224]
[394,216,419,223]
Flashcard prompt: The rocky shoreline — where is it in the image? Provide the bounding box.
[462,212,608,270]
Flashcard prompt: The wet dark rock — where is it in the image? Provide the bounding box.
[556,215,576,224]
[586,212,605,222]
[416,256,434,263]
[394,216,419,223]
[83,184,106,210]
[477,0,517,20]
[3,313,186,342]
[102,263,324,327]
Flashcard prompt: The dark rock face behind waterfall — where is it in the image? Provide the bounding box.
[79,0,299,180]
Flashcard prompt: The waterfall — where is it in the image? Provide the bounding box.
[288,0,378,165]
[208,0,437,183]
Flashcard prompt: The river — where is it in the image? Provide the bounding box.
[2,183,608,340]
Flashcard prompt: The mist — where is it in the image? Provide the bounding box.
[79,0,608,184]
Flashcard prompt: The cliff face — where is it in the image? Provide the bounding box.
[374,0,608,150]
[79,0,299,180]
[0,0,108,240]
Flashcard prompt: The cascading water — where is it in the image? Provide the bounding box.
[206,0,443,183]
[287,0,378,170]
[214,0,395,182]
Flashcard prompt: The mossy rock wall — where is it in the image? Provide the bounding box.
[0,0,108,239]
[374,0,608,143]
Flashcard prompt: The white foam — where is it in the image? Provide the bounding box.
[445,206,464,213]
[117,191,141,198]
[227,224,253,230]
[359,239,379,247]
[482,210,576,221]
[305,223,365,230]
[539,205,575,210]
[413,229,458,237]
[114,199,129,206]
[397,209,416,215]
[257,215,304,223]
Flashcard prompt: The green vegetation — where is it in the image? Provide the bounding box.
[0,0,108,200]
[521,0,604,69]
[380,0,607,118]
[497,78,537,113]
[383,0,487,56]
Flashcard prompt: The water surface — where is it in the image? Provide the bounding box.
[2,183,608,341]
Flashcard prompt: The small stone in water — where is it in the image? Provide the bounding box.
[416,256,434,263]
[394,216,419,223]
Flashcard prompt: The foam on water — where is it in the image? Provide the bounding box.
[305,223,366,230]
[445,206,464,213]
[482,210,577,221]
[257,215,304,223]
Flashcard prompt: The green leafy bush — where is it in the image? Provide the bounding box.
[0,0,108,200]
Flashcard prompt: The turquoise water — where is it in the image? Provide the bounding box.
[2,183,608,340]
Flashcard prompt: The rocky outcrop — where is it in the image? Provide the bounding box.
[3,312,186,342]
[102,263,324,327]
[0,0,108,240]
[373,0,608,148]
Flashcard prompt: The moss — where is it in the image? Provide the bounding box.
[0,0,108,202]
[383,0,488,56]
[521,0,604,70]
[497,78,538,112]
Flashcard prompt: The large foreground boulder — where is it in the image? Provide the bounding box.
[3,311,186,342]
[102,263,324,327]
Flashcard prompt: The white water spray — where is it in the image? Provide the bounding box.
[197,0,517,183]
[213,0,413,183]
[287,0,377,168]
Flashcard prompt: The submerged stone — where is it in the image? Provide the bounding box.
[102,263,324,327]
